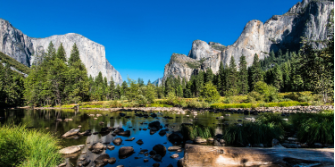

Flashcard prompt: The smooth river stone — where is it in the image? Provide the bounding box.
[59,144,84,154]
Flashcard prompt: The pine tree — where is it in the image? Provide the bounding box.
[282,62,291,91]
[250,54,263,90]
[47,41,56,60]
[239,55,249,94]
[205,68,214,83]
[217,62,225,95]
[109,77,115,100]
[226,56,238,96]
[272,64,283,91]
[47,57,68,105]
[68,43,80,66]
[56,43,67,62]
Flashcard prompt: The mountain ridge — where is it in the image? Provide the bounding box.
[162,0,333,81]
[0,19,122,84]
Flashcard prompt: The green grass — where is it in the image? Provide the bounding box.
[0,51,30,74]
[290,110,334,144]
[0,125,63,167]
[181,124,214,140]
[222,122,284,147]
[211,101,310,109]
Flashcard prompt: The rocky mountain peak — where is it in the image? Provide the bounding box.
[162,0,333,82]
[0,19,122,84]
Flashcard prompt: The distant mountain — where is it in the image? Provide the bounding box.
[163,0,333,81]
[152,78,163,86]
[0,19,122,84]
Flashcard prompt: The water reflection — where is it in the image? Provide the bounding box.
[0,109,257,167]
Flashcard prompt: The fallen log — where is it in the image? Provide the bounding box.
[184,144,334,167]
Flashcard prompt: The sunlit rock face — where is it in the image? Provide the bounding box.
[0,19,122,84]
[163,0,333,81]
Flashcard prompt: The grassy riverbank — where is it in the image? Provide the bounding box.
[45,91,332,109]
[0,125,63,167]
[221,110,334,147]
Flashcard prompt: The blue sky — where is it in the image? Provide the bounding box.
[1,0,300,83]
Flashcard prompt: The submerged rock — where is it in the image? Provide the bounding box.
[168,146,181,151]
[136,139,144,145]
[170,154,179,159]
[113,138,123,145]
[108,157,116,164]
[119,146,135,159]
[153,144,166,156]
[94,154,110,167]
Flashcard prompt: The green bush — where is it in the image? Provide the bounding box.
[0,125,63,167]
[256,113,287,129]
[181,124,214,140]
[222,122,284,147]
[247,81,279,102]
[291,111,334,144]
[199,82,220,102]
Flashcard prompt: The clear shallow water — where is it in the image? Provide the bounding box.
[0,109,257,167]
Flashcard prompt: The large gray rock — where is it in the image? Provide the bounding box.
[62,128,80,137]
[162,0,334,81]
[59,144,84,154]
[0,19,122,84]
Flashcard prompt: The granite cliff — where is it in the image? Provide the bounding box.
[0,19,122,84]
[163,0,333,81]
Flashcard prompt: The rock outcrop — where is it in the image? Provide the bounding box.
[152,78,163,86]
[0,19,122,84]
[163,0,333,81]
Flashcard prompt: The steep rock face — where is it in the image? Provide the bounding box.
[163,53,200,81]
[31,34,122,84]
[0,19,122,84]
[0,19,34,66]
[152,78,163,86]
[163,0,333,81]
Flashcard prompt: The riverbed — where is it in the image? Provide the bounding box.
[0,109,260,167]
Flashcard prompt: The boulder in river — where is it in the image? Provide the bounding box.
[89,142,106,150]
[149,121,161,130]
[118,130,131,136]
[125,137,135,141]
[94,154,110,167]
[136,139,144,145]
[170,154,179,159]
[113,137,123,145]
[153,144,166,156]
[158,130,166,136]
[168,132,183,144]
[62,128,80,137]
[107,145,115,150]
[119,146,135,159]
[59,144,84,154]
[108,157,116,164]
[167,146,181,151]
[194,137,207,144]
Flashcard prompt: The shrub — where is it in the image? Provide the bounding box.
[256,113,287,128]
[222,122,284,147]
[181,124,214,140]
[247,81,279,102]
[199,82,220,102]
[0,125,63,167]
[291,111,334,144]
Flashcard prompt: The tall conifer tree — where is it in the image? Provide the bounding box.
[239,55,249,94]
